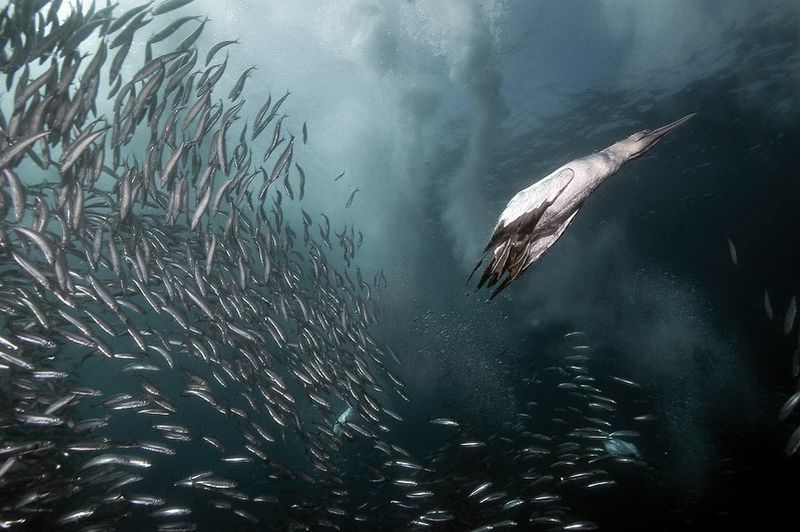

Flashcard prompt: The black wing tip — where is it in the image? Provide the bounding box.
[474,241,535,299]
[466,258,484,284]
[489,276,514,300]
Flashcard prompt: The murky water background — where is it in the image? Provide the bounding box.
[1,1,799,530]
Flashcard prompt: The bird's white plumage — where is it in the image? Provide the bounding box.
[498,167,575,228]
[475,113,697,298]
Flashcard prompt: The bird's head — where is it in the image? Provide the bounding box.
[613,113,697,161]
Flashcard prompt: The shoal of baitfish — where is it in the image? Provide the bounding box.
[698,238,800,468]
[727,238,800,457]
[0,1,647,529]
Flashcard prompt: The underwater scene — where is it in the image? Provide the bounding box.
[1,0,799,530]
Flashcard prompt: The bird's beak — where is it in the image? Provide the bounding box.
[646,113,697,142]
[631,113,697,158]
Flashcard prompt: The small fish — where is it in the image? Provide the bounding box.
[784,296,797,335]
[151,0,195,16]
[585,479,616,488]
[500,499,523,511]
[295,163,306,200]
[205,39,239,66]
[786,425,800,456]
[610,375,640,387]
[177,16,208,50]
[563,521,599,531]
[228,66,256,101]
[345,187,359,208]
[150,506,192,518]
[764,289,774,320]
[0,131,50,170]
[779,390,800,422]
[727,237,737,266]
[148,16,201,44]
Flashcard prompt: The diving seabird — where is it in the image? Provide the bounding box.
[473,113,697,298]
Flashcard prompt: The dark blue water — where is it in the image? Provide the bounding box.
[3,1,800,530]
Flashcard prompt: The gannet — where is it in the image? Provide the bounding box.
[472,113,697,298]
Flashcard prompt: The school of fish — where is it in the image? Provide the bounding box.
[727,238,800,458]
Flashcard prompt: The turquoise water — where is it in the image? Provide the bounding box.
[1,1,799,530]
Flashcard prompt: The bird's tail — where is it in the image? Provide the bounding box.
[487,242,530,299]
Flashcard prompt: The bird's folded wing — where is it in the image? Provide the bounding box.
[486,167,575,253]
[470,167,577,296]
